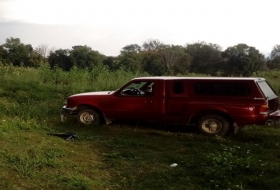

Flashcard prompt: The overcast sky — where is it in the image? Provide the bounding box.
[0,0,279,56]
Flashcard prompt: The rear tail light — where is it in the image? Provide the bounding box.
[259,103,269,115]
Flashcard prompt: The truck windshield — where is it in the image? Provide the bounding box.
[257,81,278,99]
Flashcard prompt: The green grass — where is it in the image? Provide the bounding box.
[1,65,280,189]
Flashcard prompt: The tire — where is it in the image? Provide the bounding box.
[197,114,229,136]
[77,109,101,125]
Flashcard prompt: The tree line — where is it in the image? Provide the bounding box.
[0,37,280,76]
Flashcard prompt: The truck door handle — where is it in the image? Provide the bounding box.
[145,101,153,103]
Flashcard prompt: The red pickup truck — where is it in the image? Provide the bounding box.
[61,77,280,135]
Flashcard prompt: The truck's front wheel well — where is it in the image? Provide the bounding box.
[77,105,105,124]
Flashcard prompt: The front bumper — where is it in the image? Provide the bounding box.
[60,106,79,122]
[61,105,78,115]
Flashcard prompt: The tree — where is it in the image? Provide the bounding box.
[222,44,266,76]
[103,56,120,71]
[142,51,165,75]
[185,42,223,75]
[267,57,280,70]
[159,45,191,75]
[121,44,141,54]
[118,44,143,72]
[2,37,45,67]
[142,39,165,51]
[35,44,49,58]
[267,45,280,70]
[47,46,104,71]
[70,45,103,69]
[270,44,280,60]
[48,49,73,71]
[0,45,8,64]
[28,51,47,67]
[3,37,33,66]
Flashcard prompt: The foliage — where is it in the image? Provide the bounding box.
[267,57,280,70]
[222,44,266,76]
[267,44,280,70]
[185,42,223,75]
[118,50,143,72]
[120,44,141,54]
[103,56,120,71]
[1,65,280,189]
[47,46,104,71]
[48,49,73,71]
[119,40,192,75]
[1,37,280,77]
[70,45,104,69]
[142,39,165,51]
[270,44,280,59]
[35,44,49,58]
[159,45,191,75]
[141,51,166,76]
[1,37,46,67]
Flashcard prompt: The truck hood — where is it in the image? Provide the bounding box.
[70,91,113,97]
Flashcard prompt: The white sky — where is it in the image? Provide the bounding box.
[0,0,280,56]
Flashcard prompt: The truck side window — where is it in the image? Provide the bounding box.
[194,82,250,96]
[121,81,154,96]
[173,81,184,94]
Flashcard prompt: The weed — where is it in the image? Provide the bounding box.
[1,65,280,189]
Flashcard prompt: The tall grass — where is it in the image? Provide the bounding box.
[0,65,147,120]
[0,65,148,189]
[38,64,148,92]
[1,65,280,189]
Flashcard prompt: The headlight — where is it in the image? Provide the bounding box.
[63,99,67,106]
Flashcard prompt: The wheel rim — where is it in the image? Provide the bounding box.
[201,119,223,133]
[79,112,95,124]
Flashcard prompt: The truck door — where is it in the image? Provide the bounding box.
[106,80,163,120]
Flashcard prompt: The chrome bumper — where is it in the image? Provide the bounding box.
[60,106,78,122]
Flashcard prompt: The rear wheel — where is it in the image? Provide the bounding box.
[77,109,101,125]
[197,114,229,136]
